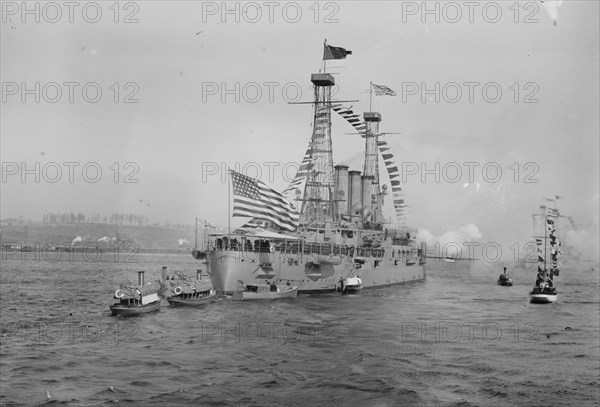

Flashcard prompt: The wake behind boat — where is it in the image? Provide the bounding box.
[198,42,426,295]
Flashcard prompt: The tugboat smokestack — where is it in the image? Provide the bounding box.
[161,266,168,281]
[138,271,145,286]
[196,269,201,280]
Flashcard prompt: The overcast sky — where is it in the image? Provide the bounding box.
[1,1,598,256]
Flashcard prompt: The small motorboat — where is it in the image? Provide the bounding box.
[163,267,217,307]
[342,276,363,293]
[110,271,161,316]
[232,281,298,301]
[497,267,513,286]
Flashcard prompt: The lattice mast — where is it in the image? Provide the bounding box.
[362,112,384,224]
[299,73,336,227]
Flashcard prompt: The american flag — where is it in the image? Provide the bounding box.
[372,84,397,96]
[230,170,299,232]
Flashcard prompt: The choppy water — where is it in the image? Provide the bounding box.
[1,253,598,406]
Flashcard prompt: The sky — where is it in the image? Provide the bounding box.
[1,1,599,259]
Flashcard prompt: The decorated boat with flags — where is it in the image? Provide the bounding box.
[110,271,161,316]
[199,42,426,295]
[163,267,217,307]
[529,198,565,303]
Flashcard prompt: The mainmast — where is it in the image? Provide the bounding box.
[362,112,385,224]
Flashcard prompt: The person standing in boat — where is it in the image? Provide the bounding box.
[535,270,545,287]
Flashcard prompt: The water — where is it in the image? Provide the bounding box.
[1,253,598,406]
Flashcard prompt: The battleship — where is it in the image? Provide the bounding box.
[197,43,426,294]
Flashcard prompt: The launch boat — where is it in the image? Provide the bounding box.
[164,267,217,307]
[341,276,363,293]
[529,199,566,304]
[232,281,298,301]
[198,43,426,295]
[110,271,161,316]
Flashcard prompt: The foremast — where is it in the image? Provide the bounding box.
[298,73,336,228]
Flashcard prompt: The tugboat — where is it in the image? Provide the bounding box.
[110,271,161,316]
[497,267,513,286]
[164,267,216,307]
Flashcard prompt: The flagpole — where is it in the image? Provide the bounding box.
[369,82,373,112]
[323,38,327,74]
[228,169,231,242]
[544,208,547,271]
[194,217,198,250]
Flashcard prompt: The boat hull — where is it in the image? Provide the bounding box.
[167,294,216,307]
[497,280,513,286]
[529,293,558,303]
[343,286,363,294]
[110,300,161,316]
[232,286,298,301]
[207,250,426,294]
[529,284,558,303]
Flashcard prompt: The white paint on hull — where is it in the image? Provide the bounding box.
[208,250,426,294]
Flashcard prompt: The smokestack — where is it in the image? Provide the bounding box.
[137,271,145,286]
[361,175,374,212]
[334,165,349,218]
[196,269,202,280]
[348,170,362,216]
[161,266,168,281]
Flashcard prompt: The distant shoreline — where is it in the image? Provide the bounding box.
[0,221,200,253]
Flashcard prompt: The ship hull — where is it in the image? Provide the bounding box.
[529,292,557,303]
[167,294,216,307]
[207,250,426,294]
[529,285,558,303]
[109,300,161,316]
